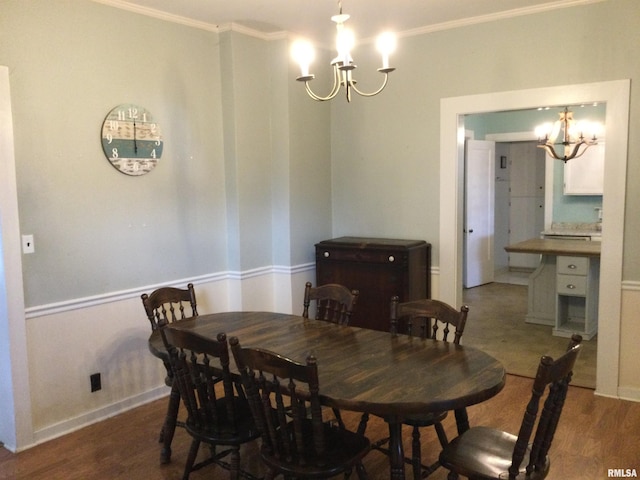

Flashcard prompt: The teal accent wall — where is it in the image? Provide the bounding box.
[466,106,606,224]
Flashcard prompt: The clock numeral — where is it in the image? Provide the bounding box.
[117,110,126,121]
[150,123,157,133]
[150,149,157,159]
[142,112,148,122]
[155,138,161,146]
[108,120,119,131]
[106,133,113,144]
[128,107,139,119]
[111,148,119,159]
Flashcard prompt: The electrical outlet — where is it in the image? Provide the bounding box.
[90,373,101,392]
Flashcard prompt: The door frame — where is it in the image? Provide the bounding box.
[0,65,33,450]
[439,80,630,398]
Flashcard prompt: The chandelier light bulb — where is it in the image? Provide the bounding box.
[535,123,553,140]
[291,40,315,78]
[336,27,355,66]
[376,32,396,69]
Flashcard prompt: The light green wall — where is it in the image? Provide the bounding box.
[331,0,640,279]
[1,1,227,306]
[0,1,333,307]
[3,0,640,301]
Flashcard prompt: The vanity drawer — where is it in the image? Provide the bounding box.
[557,274,587,295]
[557,256,588,276]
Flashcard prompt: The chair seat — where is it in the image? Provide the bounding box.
[261,420,370,478]
[439,426,550,480]
[185,397,260,445]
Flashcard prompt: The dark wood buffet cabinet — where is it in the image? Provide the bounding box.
[315,237,431,332]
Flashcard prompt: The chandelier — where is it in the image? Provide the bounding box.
[290,1,396,102]
[535,107,601,162]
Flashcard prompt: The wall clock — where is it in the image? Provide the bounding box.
[101,104,163,176]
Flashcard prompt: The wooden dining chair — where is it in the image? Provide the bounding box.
[302,281,359,428]
[439,334,583,480]
[302,281,359,325]
[358,296,470,479]
[141,283,198,463]
[142,283,198,331]
[229,336,371,480]
[161,328,261,480]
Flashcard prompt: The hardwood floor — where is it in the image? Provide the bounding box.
[2,374,638,479]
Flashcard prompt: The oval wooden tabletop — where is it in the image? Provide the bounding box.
[149,311,506,418]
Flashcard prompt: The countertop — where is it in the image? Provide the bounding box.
[505,238,601,257]
[541,221,602,239]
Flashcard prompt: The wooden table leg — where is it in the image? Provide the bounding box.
[386,417,405,480]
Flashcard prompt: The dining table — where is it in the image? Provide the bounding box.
[148,311,506,480]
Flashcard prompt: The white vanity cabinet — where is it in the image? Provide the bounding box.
[554,255,599,340]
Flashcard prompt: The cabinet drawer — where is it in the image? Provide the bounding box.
[317,248,407,265]
[557,256,588,276]
[557,274,587,296]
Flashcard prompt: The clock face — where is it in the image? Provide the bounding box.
[101,104,163,176]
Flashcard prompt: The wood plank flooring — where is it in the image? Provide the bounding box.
[2,374,638,479]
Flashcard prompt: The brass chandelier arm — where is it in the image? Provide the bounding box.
[299,64,343,102]
[348,69,394,98]
[300,66,395,103]
[539,140,592,163]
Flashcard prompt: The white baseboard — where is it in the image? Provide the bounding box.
[27,386,168,451]
[617,386,640,403]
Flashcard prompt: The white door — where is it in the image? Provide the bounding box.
[464,139,495,288]
[509,142,545,269]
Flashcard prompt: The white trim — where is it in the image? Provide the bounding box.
[90,0,219,32]
[29,386,168,450]
[616,387,640,403]
[396,0,604,39]
[440,80,630,399]
[25,263,316,319]
[0,66,34,451]
[622,280,640,292]
[485,131,537,142]
[92,0,604,45]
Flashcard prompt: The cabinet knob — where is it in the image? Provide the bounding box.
[566,284,576,289]
[388,255,395,262]
[323,251,330,258]
[568,264,577,269]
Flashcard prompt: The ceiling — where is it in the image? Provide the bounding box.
[99,0,597,46]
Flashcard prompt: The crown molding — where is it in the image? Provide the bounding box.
[93,0,605,43]
[392,0,605,40]
[91,0,220,32]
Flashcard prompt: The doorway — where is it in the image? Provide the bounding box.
[439,80,630,398]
